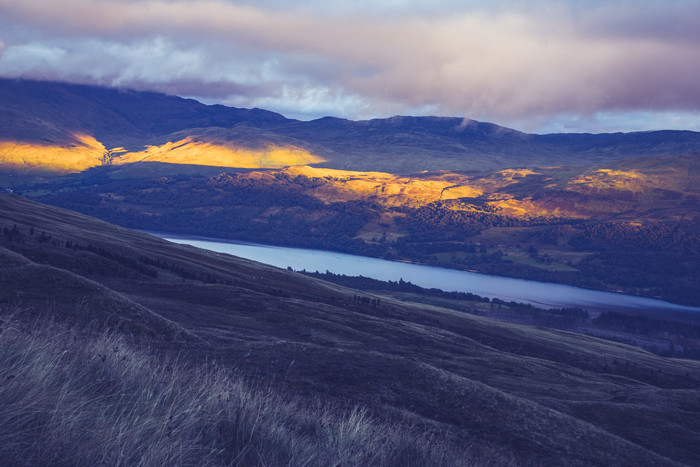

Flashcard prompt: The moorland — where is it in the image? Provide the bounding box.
[2,194,700,465]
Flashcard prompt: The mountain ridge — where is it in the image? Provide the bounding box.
[3,78,700,173]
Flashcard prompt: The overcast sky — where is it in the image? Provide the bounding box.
[1,0,699,133]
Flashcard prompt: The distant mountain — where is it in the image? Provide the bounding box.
[2,78,700,173]
[0,78,288,149]
[2,193,700,465]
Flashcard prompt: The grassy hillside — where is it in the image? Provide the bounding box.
[1,194,699,465]
[0,314,464,466]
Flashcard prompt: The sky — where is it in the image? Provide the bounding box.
[0,0,699,134]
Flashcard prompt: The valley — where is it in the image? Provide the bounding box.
[20,153,700,306]
[2,0,700,458]
[2,80,697,307]
[2,79,700,464]
[160,233,700,359]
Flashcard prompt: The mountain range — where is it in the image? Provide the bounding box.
[2,78,699,307]
[3,78,700,173]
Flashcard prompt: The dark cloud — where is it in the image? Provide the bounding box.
[574,0,700,43]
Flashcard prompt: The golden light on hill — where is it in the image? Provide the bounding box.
[569,169,650,192]
[115,137,325,169]
[281,166,483,207]
[497,168,541,181]
[0,135,106,172]
[0,135,326,172]
[284,166,392,179]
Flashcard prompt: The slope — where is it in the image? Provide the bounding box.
[1,194,699,465]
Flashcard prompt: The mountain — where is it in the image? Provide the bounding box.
[277,115,700,172]
[0,78,288,148]
[3,79,697,305]
[3,78,700,173]
[1,193,700,465]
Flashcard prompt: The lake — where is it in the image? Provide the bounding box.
[153,232,700,315]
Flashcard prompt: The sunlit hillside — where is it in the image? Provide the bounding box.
[116,137,325,169]
[4,80,700,174]
[0,135,106,172]
[233,159,699,222]
[284,166,483,207]
[0,135,326,173]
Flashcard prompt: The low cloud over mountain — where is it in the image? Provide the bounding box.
[1,0,699,132]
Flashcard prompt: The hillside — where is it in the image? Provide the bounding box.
[24,153,700,306]
[1,194,699,465]
[3,78,700,173]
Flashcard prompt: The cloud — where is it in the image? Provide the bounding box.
[0,0,698,131]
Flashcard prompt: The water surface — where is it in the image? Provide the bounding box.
[156,232,700,315]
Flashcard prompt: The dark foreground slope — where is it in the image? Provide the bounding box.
[1,194,699,465]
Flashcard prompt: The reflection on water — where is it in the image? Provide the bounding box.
[158,233,700,314]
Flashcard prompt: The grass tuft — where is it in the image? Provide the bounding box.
[0,311,474,466]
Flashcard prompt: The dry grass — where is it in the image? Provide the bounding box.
[0,309,475,466]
